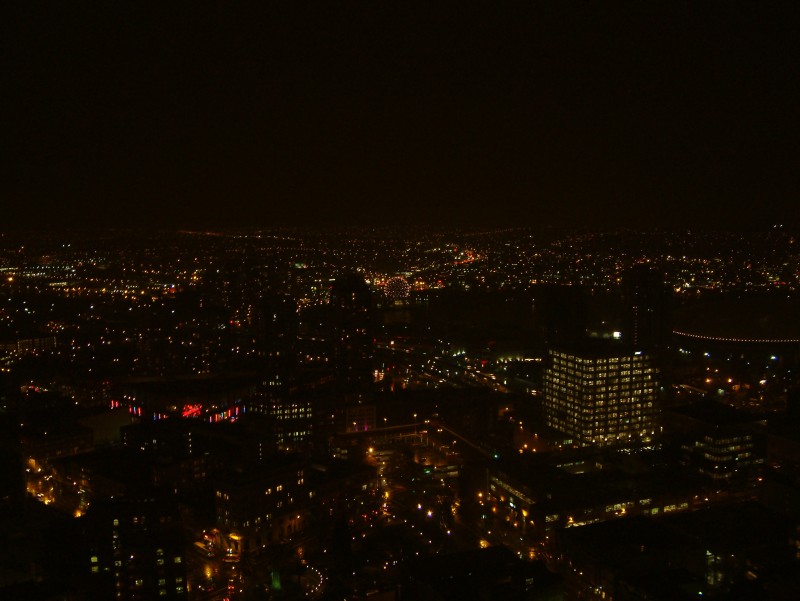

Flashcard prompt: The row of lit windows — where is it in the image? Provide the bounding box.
[552,352,648,363]
[546,377,654,389]
[545,387,650,399]
[548,373,653,384]
[546,404,655,417]
[704,435,752,445]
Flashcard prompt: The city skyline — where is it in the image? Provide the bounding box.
[2,221,800,599]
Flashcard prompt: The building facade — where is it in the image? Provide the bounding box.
[84,496,188,601]
[543,346,659,448]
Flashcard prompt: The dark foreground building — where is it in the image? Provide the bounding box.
[557,502,800,600]
[82,496,188,601]
[404,545,562,601]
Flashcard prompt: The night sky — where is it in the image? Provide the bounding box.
[4,2,799,230]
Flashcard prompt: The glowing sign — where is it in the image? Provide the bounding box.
[182,404,202,418]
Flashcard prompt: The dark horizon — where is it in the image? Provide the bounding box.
[1,222,797,239]
[5,3,799,231]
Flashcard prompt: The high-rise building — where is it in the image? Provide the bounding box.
[543,344,659,448]
[257,295,298,399]
[533,285,589,346]
[250,295,312,447]
[620,265,671,351]
[329,274,373,396]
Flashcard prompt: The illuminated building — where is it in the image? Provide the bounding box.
[0,335,57,354]
[251,397,313,448]
[543,344,659,448]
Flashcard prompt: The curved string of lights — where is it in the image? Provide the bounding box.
[672,330,800,344]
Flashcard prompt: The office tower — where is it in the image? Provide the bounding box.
[329,274,373,396]
[620,264,671,350]
[543,344,659,448]
[257,295,298,399]
[251,295,311,446]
